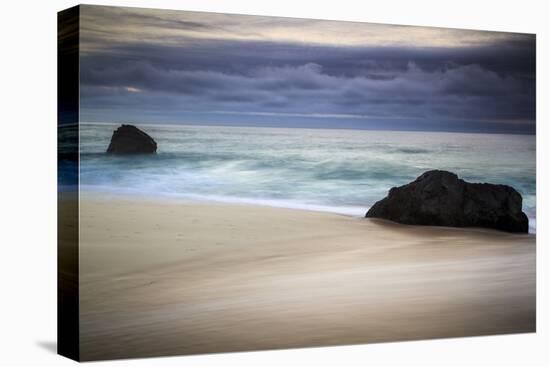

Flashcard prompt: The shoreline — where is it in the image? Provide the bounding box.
[79,189,368,217]
[79,189,537,234]
[76,194,535,360]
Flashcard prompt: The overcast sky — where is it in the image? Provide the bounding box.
[79,5,536,134]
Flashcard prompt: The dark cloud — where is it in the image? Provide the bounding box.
[79,21,535,134]
[80,35,535,77]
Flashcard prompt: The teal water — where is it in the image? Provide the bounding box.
[79,123,536,232]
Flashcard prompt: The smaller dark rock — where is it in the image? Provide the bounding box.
[365,170,529,233]
[107,124,157,154]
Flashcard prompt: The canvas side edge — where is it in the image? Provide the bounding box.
[57,5,80,362]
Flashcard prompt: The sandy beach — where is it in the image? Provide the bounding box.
[78,194,535,361]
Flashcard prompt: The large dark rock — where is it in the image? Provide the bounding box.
[365,170,528,233]
[107,124,157,154]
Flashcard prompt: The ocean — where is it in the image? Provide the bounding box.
[78,123,536,232]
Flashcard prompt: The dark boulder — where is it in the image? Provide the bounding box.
[107,124,157,154]
[365,170,528,233]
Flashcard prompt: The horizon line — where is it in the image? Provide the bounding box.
[78,121,536,136]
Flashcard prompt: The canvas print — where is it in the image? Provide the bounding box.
[58,5,536,362]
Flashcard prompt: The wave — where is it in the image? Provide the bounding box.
[392,147,431,154]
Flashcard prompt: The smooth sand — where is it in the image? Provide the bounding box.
[78,194,535,360]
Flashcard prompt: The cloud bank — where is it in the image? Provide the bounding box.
[79,5,536,134]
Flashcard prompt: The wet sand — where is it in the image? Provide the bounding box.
[78,194,535,361]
